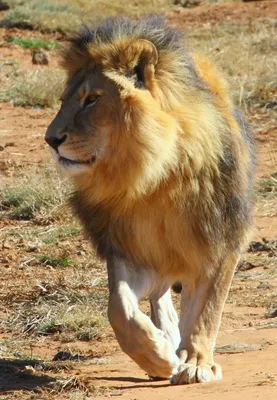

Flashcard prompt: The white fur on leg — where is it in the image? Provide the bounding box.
[150,286,180,352]
[107,256,180,378]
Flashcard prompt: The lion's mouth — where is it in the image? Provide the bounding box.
[59,155,96,166]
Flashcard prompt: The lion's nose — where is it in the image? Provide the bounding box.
[45,134,67,151]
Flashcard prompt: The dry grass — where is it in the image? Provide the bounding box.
[0,10,276,113]
[255,173,277,218]
[3,224,82,245]
[1,264,108,340]
[0,167,70,220]
[0,68,65,107]
[0,167,108,342]
[0,0,243,33]
[1,0,175,33]
[186,20,277,113]
[257,173,277,199]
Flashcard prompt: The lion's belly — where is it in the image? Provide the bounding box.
[112,209,207,278]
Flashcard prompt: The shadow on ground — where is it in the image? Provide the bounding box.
[0,358,56,391]
[93,375,171,390]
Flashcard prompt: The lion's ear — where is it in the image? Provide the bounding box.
[125,39,158,88]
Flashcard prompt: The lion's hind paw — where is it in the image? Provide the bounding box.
[170,362,222,385]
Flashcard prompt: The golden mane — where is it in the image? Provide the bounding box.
[56,17,255,271]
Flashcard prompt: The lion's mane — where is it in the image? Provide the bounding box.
[61,17,255,276]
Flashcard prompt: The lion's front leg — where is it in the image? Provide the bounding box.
[150,286,180,352]
[107,255,180,379]
[171,252,239,385]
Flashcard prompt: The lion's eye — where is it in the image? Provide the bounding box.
[83,95,99,109]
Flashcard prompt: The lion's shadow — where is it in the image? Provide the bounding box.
[93,375,171,389]
[0,358,171,393]
[0,358,55,392]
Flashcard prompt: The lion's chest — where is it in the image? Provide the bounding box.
[109,206,204,276]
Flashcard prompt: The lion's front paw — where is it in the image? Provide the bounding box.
[170,362,222,385]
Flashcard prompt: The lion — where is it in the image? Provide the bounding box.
[45,17,255,384]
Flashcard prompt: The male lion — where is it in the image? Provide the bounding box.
[45,17,255,384]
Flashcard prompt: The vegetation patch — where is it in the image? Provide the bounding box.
[0,0,80,32]
[0,167,70,220]
[0,68,65,107]
[1,269,108,341]
[36,254,74,268]
[8,37,60,49]
[187,21,277,112]
[0,0,175,33]
[257,173,277,198]
[3,225,81,245]
[5,296,107,341]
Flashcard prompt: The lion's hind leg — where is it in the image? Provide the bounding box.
[171,252,239,385]
[107,256,180,379]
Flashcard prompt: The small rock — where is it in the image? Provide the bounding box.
[58,241,71,247]
[32,49,49,65]
[16,264,26,270]
[2,242,12,249]
[26,244,39,252]
[174,0,201,7]
[248,241,267,252]
[4,141,15,147]
[237,261,260,271]
[257,282,270,290]
[52,351,85,361]
[25,365,36,374]
[18,237,26,245]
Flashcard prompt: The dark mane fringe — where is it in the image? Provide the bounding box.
[69,16,184,53]
[62,16,207,92]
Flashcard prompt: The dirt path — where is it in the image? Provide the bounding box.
[0,103,53,174]
[168,0,277,26]
[94,329,277,400]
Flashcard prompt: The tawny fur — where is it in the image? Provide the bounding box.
[46,17,255,383]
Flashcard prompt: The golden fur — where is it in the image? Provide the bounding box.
[45,17,255,383]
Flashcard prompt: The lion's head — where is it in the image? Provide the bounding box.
[45,18,205,201]
[45,66,120,175]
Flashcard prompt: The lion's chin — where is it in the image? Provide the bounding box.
[54,153,96,176]
[59,155,96,166]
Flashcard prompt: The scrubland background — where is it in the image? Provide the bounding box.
[0,1,276,399]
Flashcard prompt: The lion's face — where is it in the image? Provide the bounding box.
[45,38,179,199]
[45,68,120,175]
